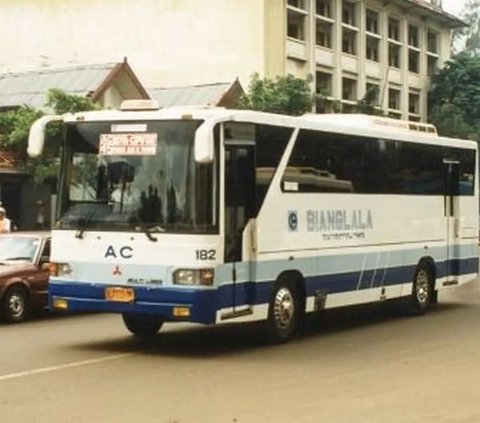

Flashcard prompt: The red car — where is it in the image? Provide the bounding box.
[0,232,50,323]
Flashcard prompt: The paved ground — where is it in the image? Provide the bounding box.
[1,281,480,423]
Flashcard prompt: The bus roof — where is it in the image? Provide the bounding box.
[63,105,476,150]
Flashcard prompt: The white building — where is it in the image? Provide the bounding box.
[0,0,464,121]
[285,0,464,120]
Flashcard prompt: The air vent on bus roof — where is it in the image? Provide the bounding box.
[301,114,438,136]
[119,99,160,111]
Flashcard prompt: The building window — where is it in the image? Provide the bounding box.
[409,91,420,115]
[342,29,357,55]
[388,88,401,111]
[389,44,401,68]
[427,31,439,53]
[316,0,332,18]
[288,10,306,41]
[366,9,379,34]
[366,37,379,61]
[342,1,357,27]
[316,71,333,96]
[408,50,420,73]
[316,20,332,48]
[366,83,380,106]
[408,24,420,48]
[342,77,357,101]
[428,56,438,76]
[388,17,401,41]
[288,0,306,9]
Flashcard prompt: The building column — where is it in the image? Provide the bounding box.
[332,0,343,105]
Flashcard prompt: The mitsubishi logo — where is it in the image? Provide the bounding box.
[113,265,122,276]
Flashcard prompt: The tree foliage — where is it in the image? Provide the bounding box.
[429,52,480,140]
[0,89,99,183]
[355,85,383,116]
[0,107,43,156]
[46,88,99,115]
[239,73,316,116]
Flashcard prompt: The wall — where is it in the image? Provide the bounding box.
[0,0,266,88]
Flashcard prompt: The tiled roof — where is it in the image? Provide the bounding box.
[148,82,235,107]
[0,63,119,110]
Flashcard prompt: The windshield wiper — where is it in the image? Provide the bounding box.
[75,206,101,239]
[3,256,32,261]
[133,211,158,242]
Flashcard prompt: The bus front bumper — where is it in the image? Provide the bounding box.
[48,280,219,324]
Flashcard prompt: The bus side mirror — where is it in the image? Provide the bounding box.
[28,115,63,157]
[194,121,215,163]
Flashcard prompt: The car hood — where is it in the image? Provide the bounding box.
[0,262,36,278]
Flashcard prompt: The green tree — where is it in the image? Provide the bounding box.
[0,107,43,157]
[45,88,99,115]
[429,52,480,140]
[0,89,99,183]
[355,85,383,116]
[239,73,316,116]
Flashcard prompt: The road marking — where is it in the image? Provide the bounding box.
[0,353,132,382]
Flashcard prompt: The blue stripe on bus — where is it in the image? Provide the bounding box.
[253,244,477,283]
[220,256,478,307]
[50,255,478,324]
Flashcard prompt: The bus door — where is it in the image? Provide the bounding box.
[444,160,460,284]
[224,137,256,315]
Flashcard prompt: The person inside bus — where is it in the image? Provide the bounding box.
[109,173,140,213]
[0,207,12,233]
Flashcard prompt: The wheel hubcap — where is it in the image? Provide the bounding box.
[273,287,295,330]
[416,270,430,305]
[8,293,25,318]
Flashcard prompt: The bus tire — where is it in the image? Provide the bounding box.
[3,285,29,323]
[122,313,163,339]
[267,278,299,343]
[409,262,434,314]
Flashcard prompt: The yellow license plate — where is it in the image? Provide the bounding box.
[105,287,135,303]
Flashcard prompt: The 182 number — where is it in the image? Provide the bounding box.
[195,249,216,261]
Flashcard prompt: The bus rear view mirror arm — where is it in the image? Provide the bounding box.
[27,115,64,157]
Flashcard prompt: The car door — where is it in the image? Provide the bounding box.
[28,237,50,308]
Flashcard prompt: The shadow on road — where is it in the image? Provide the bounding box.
[65,299,470,358]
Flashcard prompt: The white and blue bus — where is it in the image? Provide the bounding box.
[28,102,479,341]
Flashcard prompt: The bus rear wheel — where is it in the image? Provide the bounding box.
[122,313,163,339]
[409,262,434,314]
[267,279,300,343]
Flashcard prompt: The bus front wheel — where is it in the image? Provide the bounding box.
[122,313,163,339]
[267,279,300,343]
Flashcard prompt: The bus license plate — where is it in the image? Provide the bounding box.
[105,287,135,303]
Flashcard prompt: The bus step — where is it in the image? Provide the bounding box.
[220,308,253,320]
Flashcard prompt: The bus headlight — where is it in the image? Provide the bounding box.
[49,262,73,277]
[173,269,214,286]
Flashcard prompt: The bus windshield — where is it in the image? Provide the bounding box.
[57,120,218,234]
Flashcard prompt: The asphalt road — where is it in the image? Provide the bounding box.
[1,281,480,423]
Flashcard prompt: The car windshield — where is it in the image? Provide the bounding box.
[57,120,218,234]
[0,236,40,263]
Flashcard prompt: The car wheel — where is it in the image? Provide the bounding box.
[122,313,163,339]
[267,279,300,343]
[3,285,29,323]
[409,262,434,314]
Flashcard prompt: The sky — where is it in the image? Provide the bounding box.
[441,0,468,16]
